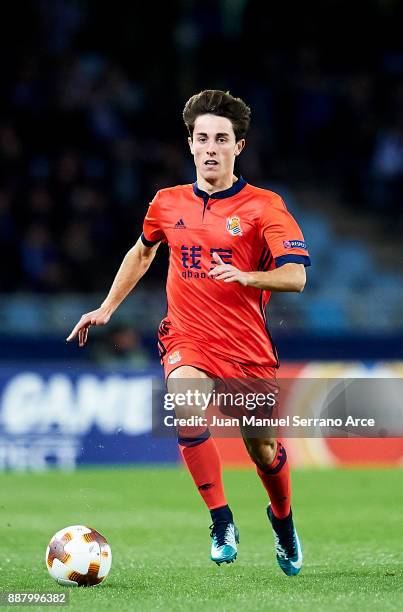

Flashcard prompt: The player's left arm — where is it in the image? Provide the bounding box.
[209,253,306,292]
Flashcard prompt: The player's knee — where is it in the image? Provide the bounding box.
[245,438,277,468]
[166,366,214,421]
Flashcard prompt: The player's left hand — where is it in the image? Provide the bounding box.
[208,251,250,286]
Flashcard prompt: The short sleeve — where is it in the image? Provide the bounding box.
[141,191,166,246]
[260,194,311,268]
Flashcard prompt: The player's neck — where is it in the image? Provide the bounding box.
[196,174,238,195]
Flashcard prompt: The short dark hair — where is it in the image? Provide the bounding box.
[183,89,251,142]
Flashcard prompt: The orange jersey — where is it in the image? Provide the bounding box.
[142,177,310,368]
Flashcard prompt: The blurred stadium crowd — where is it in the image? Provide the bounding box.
[0,0,402,342]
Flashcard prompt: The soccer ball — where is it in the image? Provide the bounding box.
[45,525,112,587]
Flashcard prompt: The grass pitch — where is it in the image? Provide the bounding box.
[1,466,402,611]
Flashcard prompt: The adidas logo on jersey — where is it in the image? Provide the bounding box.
[174,218,186,229]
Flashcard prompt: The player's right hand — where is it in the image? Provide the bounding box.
[66,306,112,347]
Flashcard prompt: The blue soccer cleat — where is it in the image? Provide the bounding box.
[210,521,239,565]
[267,505,303,576]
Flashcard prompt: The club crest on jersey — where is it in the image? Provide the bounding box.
[226,216,242,236]
[168,350,182,365]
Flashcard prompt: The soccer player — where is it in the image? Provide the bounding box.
[67,90,310,575]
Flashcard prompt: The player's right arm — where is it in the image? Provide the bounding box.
[66,237,160,346]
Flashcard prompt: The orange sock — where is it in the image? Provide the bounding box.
[179,436,227,510]
[256,441,291,519]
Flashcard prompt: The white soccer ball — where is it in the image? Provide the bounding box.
[45,525,112,587]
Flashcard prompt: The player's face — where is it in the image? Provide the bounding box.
[188,114,245,187]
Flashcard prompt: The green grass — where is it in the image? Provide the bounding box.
[1,467,403,611]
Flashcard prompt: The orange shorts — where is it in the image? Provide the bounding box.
[157,319,279,424]
[158,318,276,380]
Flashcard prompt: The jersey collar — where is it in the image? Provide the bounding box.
[193,176,247,200]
